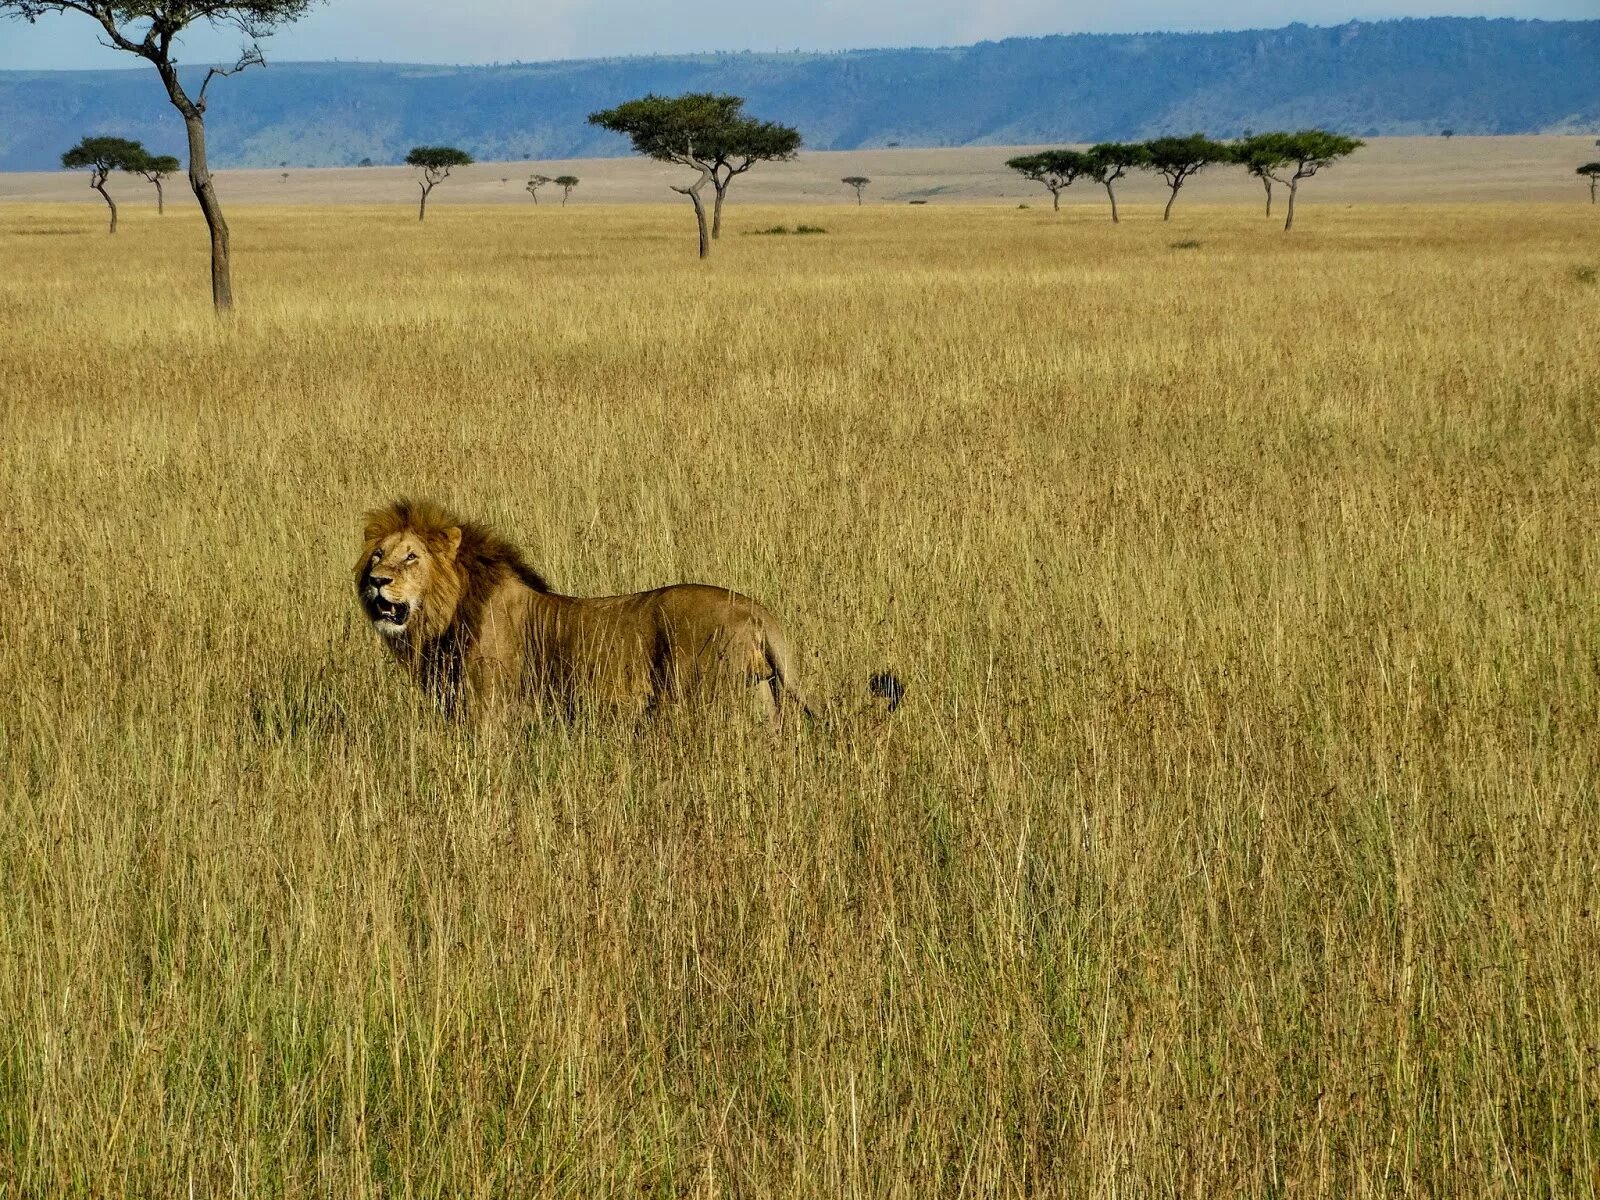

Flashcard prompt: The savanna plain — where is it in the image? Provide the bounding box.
[0,193,1597,1197]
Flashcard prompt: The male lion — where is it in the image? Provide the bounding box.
[355,498,820,722]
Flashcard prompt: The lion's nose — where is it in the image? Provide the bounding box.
[368,574,394,590]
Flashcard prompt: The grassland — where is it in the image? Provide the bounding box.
[0,197,1597,1197]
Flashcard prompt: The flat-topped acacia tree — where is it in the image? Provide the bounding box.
[1005,149,1088,213]
[554,174,578,205]
[589,93,801,257]
[132,150,180,214]
[841,175,869,205]
[61,135,145,232]
[1083,142,1150,224]
[406,145,472,221]
[1579,163,1600,205]
[1143,134,1228,220]
[4,0,319,311]
[525,173,552,203]
[1258,130,1364,231]
[707,111,800,237]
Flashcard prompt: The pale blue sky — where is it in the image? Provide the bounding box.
[0,0,1591,70]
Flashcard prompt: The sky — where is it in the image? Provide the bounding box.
[0,0,1592,70]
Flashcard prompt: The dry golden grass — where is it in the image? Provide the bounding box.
[0,197,1597,1197]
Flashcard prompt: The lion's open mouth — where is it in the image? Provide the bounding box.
[365,592,409,628]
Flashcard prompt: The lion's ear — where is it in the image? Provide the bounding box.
[442,526,463,561]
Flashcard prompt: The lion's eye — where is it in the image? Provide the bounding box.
[405,552,418,564]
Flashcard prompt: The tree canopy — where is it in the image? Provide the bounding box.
[61,134,145,174]
[1082,143,1150,223]
[406,145,473,174]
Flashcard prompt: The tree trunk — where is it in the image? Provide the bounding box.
[712,181,726,239]
[93,174,117,233]
[691,187,710,258]
[1163,183,1179,221]
[673,164,714,259]
[1262,176,1274,219]
[1051,187,1060,213]
[154,177,164,215]
[855,189,862,206]
[418,182,430,222]
[1283,177,1299,232]
[1105,181,1119,224]
[161,81,233,311]
[1592,178,1597,204]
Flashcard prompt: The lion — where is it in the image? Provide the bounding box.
[355,498,851,723]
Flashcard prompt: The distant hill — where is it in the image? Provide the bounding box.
[2,17,1597,171]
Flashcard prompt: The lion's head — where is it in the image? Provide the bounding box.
[356,499,551,643]
[356,500,464,640]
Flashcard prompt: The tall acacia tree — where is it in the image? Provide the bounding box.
[589,93,801,258]
[525,172,552,203]
[406,145,472,221]
[707,113,800,238]
[1005,149,1088,213]
[1083,142,1150,224]
[1260,130,1363,231]
[131,150,181,213]
[554,174,579,205]
[61,135,145,232]
[5,0,319,311]
[1579,163,1600,205]
[1143,134,1227,220]
[841,175,869,205]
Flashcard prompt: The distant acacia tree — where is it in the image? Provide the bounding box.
[406,145,472,221]
[1084,142,1150,224]
[1247,130,1364,231]
[4,0,318,311]
[1579,163,1600,205]
[1005,150,1088,213]
[131,150,180,214]
[525,173,552,203]
[61,135,145,232]
[1232,135,1290,218]
[841,175,870,205]
[589,93,801,256]
[554,174,579,205]
[1143,134,1228,220]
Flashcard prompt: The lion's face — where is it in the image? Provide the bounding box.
[357,529,455,639]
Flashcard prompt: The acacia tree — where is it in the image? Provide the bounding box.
[131,150,180,214]
[1005,149,1088,213]
[525,172,552,203]
[1231,133,1293,218]
[1579,163,1600,205]
[5,0,318,312]
[841,175,869,205]
[1259,130,1363,231]
[707,113,800,238]
[589,93,801,257]
[1143,134,1227,220]
[61,135,144,232]
[1083,142,1150,224]
[406,145,471,221]
[554,174,579,205]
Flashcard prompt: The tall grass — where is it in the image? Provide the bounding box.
[0,200,1596,1196]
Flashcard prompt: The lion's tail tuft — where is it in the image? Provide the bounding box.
[869,670,906,713]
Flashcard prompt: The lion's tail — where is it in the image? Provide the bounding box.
[763,627,906,720]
